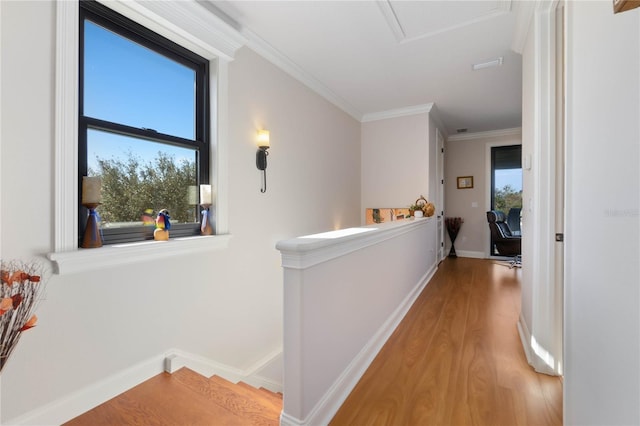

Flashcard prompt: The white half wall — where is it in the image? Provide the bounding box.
[277,218,438,425]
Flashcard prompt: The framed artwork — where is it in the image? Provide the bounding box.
[457,176,474,189]
[613,0,640,13]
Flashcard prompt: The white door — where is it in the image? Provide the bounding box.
[436,128,445,261]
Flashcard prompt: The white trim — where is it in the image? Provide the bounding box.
[244,29,362,121]
[48,234,232,275]
[528,0,562,377]
[429,104,449,140]
[5,354,166,425]
[212,58,230,234]
[0,1,3,270]
[511,0,536,54]
[54,1,79,252]
[453,250,485,259]
[164,348,283,393]
[276,218,431,269]
[97,0,247,61]
[517,313,557,376]
[447,127,522,142]
[361,103,434,122]
[280,264,438,426]
[517,313,534,365]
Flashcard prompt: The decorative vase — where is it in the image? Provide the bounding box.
[414,210,424,218]
[447,228,459,257]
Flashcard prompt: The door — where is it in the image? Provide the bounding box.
[489,145,522,255]
[436,128,445,261]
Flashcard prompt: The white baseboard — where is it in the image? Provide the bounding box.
[281,262,438,426]
[6,349,283,425]
[5,354,166,425]
[452,250,486,259]
[164,348,283,392]
[517,313,534,365]
[517,314,557,376]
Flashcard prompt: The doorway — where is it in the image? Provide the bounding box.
[490,144,522,255]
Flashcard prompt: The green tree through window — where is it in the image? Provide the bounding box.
[79,1,210,244]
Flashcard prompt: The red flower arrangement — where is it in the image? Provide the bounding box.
[0,260,45,372]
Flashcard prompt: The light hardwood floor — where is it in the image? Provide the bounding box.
[330,257,562,426]
[65,257,561,425]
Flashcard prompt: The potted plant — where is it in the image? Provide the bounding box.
[409,196,436,218]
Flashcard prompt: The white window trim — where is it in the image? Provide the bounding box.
[49,0,246,275]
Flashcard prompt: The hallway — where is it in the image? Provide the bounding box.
[331,257,562,425]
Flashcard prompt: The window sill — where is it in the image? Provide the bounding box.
[48,234,232,275]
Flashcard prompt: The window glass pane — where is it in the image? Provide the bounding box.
[83,20,196,140]
[88,129,199,228]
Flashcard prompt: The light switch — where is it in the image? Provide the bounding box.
[471,202,478,208]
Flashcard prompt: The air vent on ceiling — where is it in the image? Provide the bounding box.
[472,57,503,71]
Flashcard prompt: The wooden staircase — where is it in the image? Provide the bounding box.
[64,367,282,425]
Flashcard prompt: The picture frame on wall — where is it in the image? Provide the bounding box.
[457,176,474,189]
[613,0,640,13]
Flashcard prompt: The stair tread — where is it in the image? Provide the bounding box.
[259,386,283,400]
[65,372,248,426]
[236,381,283,406]
[173,368,281,425]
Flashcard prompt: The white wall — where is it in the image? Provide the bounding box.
[0,2,361,422]
[444,131,522,257]
[564,2,639,424]
[361,112,430,217]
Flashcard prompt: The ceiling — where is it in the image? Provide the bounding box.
[208,0,523,135]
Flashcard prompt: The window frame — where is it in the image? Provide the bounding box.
[49,0,243,274]
[79,1,210,244]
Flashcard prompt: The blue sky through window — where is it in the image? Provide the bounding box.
[495,168,522,192]
[84,19,197,171]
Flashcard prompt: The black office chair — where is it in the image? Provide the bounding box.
[507,207,522,235]
[486,210,521,267]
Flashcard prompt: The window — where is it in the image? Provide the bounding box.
[490,144,522,254]
[79,1,210,244]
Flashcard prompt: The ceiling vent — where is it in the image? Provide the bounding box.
[472,57,503,71]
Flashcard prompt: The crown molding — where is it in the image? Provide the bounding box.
[511,0,535,54]
[98,0,247,60]
[447,127,522,142]
[361,103,434,122]
[243,29,363,121]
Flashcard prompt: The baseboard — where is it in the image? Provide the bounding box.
[281,262,438,426]
[517,314,558,376]
[5,354,166,425]
[452,250,486,259]
[6,349,283,425]
[517,313,534,365]
[164,348,283,392]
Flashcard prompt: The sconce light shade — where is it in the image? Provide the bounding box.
[257,130,270,148]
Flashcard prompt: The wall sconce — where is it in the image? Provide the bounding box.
[256,129,270,193]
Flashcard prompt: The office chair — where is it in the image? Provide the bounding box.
[486,210,522,268]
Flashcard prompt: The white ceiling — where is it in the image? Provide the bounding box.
[208,0,523,134]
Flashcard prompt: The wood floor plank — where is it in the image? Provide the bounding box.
[331,258,563,426]
[65,372,249,426]
[172,368,281,425]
